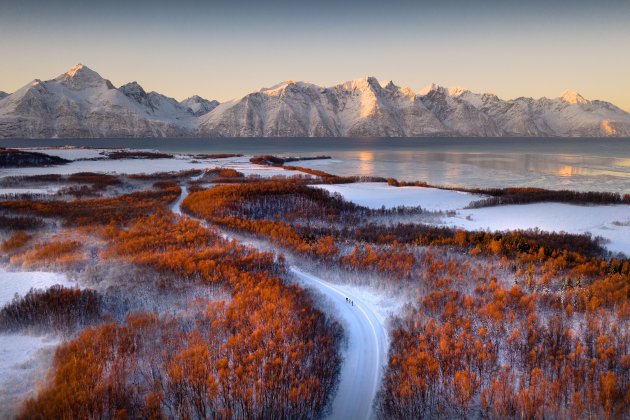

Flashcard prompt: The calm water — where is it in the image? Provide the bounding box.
[2,138,630,194]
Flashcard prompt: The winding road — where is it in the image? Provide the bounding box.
[172,184,388,420]
[291,268,387,420]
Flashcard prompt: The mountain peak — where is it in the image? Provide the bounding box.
[55,64,114,90]
[181,95,219,117]
[260,80,302,94]
[340,76,383,92]
[119,81,148,102]
[418,83,445,96]
[62,64,102,80]
[382,80,396,89]
[561,90,589,105]
[185,95,205,102]
[419,83,469,97]
[447,86,468,96]
[65,63,88,76]
[361,76,382,90]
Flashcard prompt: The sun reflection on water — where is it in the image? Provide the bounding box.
[556,165,578,177]
[358,151,374,161]
[356,151,375,175]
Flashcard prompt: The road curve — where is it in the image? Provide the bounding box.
[172,184,388,420]
[290,268,387,420]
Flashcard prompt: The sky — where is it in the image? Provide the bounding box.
[1,0,629,110]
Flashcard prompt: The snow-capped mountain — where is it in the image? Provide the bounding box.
[180,95,219,117]
[200,77,446,137]
[199,77,630,137]
[0,91,9,100]
[0,64,200,138]
[1,65,629,138]
[446,88,630,137]
[118,81,196,124]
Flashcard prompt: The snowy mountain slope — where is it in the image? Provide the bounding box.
[0,91,9,101]
[200,77,630,137]
[199,77,448,137]
[180,95,219,117]
[418,84,503,136]
[0,65,200,138]
[455,89,630,137]
[2,65,630,138]
[118,81,197,126]
[201,81,340,136]
[327,77,447,136]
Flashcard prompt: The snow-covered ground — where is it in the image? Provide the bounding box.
[312,182,630,255]
[0,268,78,307]
[444,203,630,256]
[208,155,313,178]
[22,147,109,160]
[0,334,58,418]
[0,187,61,196]
[313,182,481,211]
[0,268,77,418]
[0,156,210,178]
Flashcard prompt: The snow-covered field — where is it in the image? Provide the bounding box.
[22,147,109,160]
[208,155,314,178]
[1,156,211,178]
[0,268,77,418]
[313,182,481,211]
[0,334,58,418]
[444,203,630,256]
[312,182,630,255]
[0,187,61,196]
[0,269,78,307]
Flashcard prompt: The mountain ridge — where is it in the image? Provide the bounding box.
[1,64,629,138]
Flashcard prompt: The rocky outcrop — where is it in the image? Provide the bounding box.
[0,148,69,167]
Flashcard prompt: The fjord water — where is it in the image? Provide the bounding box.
[2,137,629,194]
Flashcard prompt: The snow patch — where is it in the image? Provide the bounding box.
[0,334,58,418]
[0,187,61,196]
[0,268,78,307]
[0,268,77,417]
[443,203,630,256]
[313,182,481,211]
[561,90,590,105]
[22,147,109,160]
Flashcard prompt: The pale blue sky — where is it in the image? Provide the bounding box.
[1,0,628,110]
